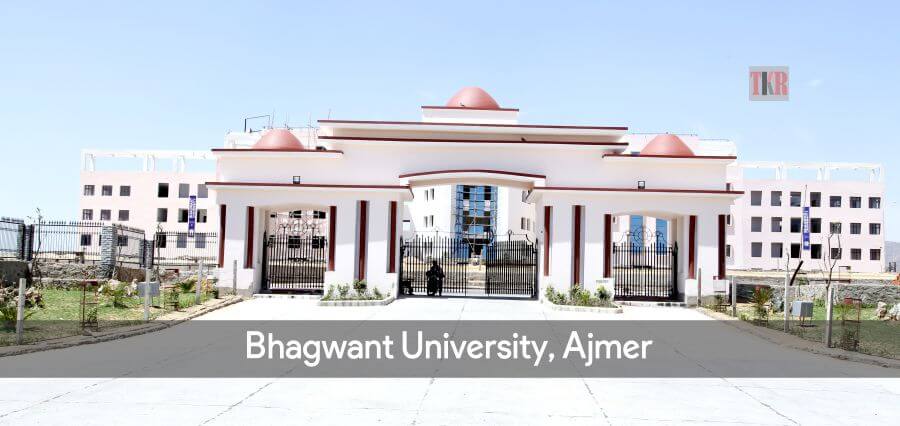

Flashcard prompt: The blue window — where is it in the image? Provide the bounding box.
[656,218,668,249]
[629,215,644,246]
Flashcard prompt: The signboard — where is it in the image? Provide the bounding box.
[801,206,810,251]
[749,66,789,101]
[188,195,197,237]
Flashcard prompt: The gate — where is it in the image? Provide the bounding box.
[262,233,327,292]
[612,239,677,300]
[400,234,536,297]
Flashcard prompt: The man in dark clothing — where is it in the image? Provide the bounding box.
[425,261,445,296]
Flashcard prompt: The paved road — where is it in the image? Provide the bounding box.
[0,297,897,425]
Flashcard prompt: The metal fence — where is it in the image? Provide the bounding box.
[153,232,219,268]
[33,220,104,263]
[0,217,25,260]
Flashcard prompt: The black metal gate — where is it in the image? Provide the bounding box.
[262,233,327,292]
[612,242,677,300]
[399,235,536,297]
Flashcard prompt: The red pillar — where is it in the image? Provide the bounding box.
[603,214,612,278]
[388,201,398,274]
[244,206,254,269]
[688,215,697,279]
[357,201,368,281]
[217,204,226,268]
[543,206,552,277]
[718,214,726,279]
[327,206,336,271]
[572,205,583,285]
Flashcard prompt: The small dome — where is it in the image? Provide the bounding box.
[640,134,695,156]
[445,86,501,109]
[252,129,304,150]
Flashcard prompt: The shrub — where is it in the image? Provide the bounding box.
[372,287,384,300]
[353,280,368,297]
[324,285,336,301]
[594,286,610,301]
[750,286,773,322]
[0,286,44,329]
[545,284,610,307]
[337,284,351,300]
[98,280,134,308]
[177,277,196,293]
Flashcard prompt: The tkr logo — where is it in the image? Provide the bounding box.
[749,66,789,101]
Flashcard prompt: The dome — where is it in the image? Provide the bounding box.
[445,86,501,109]
[252,129,304,150]
[640,134,695,156]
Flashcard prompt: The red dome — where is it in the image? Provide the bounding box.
[640,134,695,156]
[446,86,501,109]
[252,129,304,150]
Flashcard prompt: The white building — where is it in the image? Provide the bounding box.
[727,162,886,273]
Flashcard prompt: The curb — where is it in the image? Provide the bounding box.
[318,296,395,307]
[697,307,900,370]
[0,296,244,358]
[542,299,622,314]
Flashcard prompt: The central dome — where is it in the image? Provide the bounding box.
[445,86,501,109]
[640,134,695,156]
[252,129,304,150]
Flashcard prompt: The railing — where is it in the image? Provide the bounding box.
[33,220,104,263]
[152,232,219,268]
[0,217,24,260]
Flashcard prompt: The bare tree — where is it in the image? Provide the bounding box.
[820,231,842,347]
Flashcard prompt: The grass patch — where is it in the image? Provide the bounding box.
[0,289,216,346]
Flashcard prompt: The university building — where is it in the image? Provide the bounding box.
[77,87,888,299]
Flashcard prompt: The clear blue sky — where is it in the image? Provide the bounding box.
[1,1,898,239]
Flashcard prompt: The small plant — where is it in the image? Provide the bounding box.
[177,277,196,293]
[750,286,773,323]
[337,284,351,300]
[0,286,44,329]
[324,285,336,301]
[372,287,384,300]
[98,280,133,308]
[353,280,368,296]
[594,286,610,301]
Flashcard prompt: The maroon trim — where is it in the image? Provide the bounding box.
[388,201,398,274]
[327,206,336,271]
[399,169,546,179]
[211,148,344,154]
[688,215,697,280]
[718,214,726,279]
[543,206,551,277]
[245,206,254,269]
[218,204,226,268]
[206,181,411,190]
[603,153,738,160]
[319,135,628,147]
[421,105,520,112]
[603,214,612,278]
[533,186,744,195]
[572,206,583,284]
[357,201,368,281]
[319,119,628,131]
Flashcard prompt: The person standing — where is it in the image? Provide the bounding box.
[426,260,445,296]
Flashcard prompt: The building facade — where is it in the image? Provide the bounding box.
[727,162,886,273]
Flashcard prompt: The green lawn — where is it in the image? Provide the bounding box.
[732,303,900,360]
[1,289,215,346]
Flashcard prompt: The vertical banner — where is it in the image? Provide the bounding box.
[801,206,810,251]
[188,195,197,237]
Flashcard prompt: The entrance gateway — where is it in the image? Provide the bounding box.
[209,86,740,303]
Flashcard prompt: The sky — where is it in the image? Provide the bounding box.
[1,1,898,239]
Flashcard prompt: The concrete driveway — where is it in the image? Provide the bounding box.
[0,297,897,425]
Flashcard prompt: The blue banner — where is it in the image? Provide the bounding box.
[188,195,197,237]
[801,206,810,251]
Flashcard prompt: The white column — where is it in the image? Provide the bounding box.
[325,199,357,286]
[222,204,249,293]
[582,206,606,291]
[549,202,573,289]
[365,200,391,294]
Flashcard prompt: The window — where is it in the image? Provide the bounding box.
[770,191,782,206]
[751,217,762,232]
[870,249,882,261]
[117,210,129,221]
[771,242,783,258]
[830,222,842,234]
[176,234,187,248]
[116,235,128,247]
[810,192,821,207]
[869,223,881,235]
[810,218,822,233]
[158,183,169,198]
[811,244,822,259]
[790,192,802,207]
[198,184,208,199]
[851,249,862,260]
[725,244,732,257]
[869,197,881,209]
[178,209,189,223]
[751,242,762,258]
[850,196,861,208]
[429,188,435,200]
[100,209,111,221]
[521,217,529,231]
[119,185,131,196]
[157,208,168,223]
[790,243,801,259]
[790,217,801,233]
[83,185,95,196]
[771,217,782,232]
[197,209,208,223]
[178,183,190,198]
[155,233,167,248]
[313,211,326,219]
[850,223,861,235]
[402,219,411,232]
[82,209,93,220]
[80,234,92,246]
[725,214,732,226]
[829,196,841,207]
[101,185,113,196]
[195,233,206,249]
[831,247,842,260]
[750,191,762,206]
